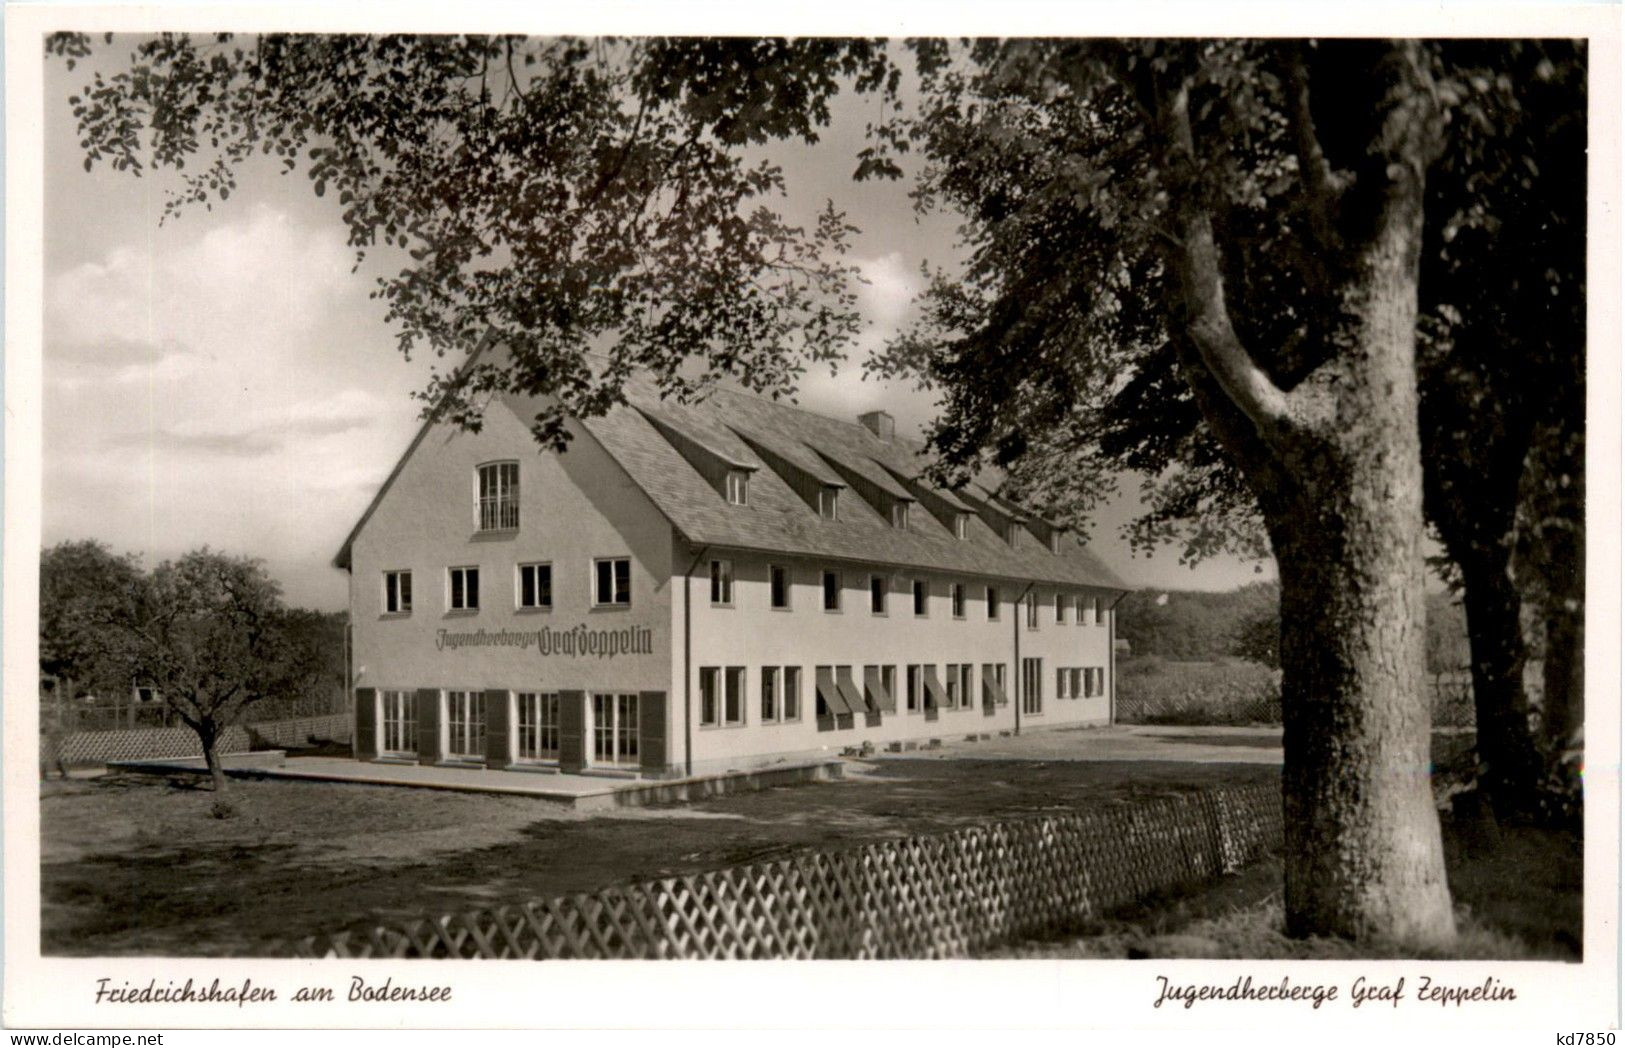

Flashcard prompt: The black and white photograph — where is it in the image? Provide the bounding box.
[4,2,1619,1035]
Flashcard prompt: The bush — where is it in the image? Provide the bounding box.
[1117,659,1282,725]
[209,799,237,820]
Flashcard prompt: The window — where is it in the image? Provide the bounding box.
[913,579,928,617]
[725,469,751,506]
[384,570,413,614]
[381,691,416,755]
[517,692,560,761]
[724,667,746,726]
[1056,594,1067,624]
[710,558,734,605]
[1025,591,1039,629]
[1071,668,1084,699]
[1075,594,1088,625]
[698,667,746,727]
[985,663,1009,707]
[987,585,1000,621]
[517,563,552,610]
[595,557,631,606]
[823,570,842,611]
[870,575,888,615]
[891,501,911,529]
[1050,530,1064,554]
[906,664,923,713]
[955,512,971,540]
[951,582,966,619]
[1004,520,1021,545]
[761,667,781,723]
[591,693,639,765]
[881,665,897,710]
[959,664,975,709]
[783,666,802,721]
[1021,658,1044,715]
[1096,600,1107,626]
[476,461,519,531]
[448,566,480,611]
[819,486,840,519]
[700,667,721,727]
[446,690,485,758]
[1057,668,1069,700]
[770,564,791,609]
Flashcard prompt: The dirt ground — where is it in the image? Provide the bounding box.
[41,742,1279,956]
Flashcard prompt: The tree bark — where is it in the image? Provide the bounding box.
[197,718,228,793]
[1268,231,1456,947]
[1459,547,1544,816]
[1156,41,1457,947]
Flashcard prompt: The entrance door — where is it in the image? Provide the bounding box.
[446,690,486,759]
[381,690,417,756]
[590,692,639,767]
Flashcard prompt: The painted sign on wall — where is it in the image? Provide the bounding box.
[434,625,656,658]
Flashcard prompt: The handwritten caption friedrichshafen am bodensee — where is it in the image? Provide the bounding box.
[1153,974,1516,1011]
[94,976,450,1007]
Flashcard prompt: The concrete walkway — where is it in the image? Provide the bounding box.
[881,723,1285,765]
[110,752,844,810]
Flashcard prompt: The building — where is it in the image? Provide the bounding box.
[336,366,1128,779]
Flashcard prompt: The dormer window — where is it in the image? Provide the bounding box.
[476,461,519,531]
[819,486,840,520]
[891,502,911,529]
[954,512,971,540]
[1003,520,1021,545]
[725,469,750,506]
[1050,530,1064,554]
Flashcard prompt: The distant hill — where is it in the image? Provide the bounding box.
[1115,582,1279,660]
[1117,582,1468,671]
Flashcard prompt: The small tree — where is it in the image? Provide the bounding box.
[40,539,144,698]
[121,550,294,791]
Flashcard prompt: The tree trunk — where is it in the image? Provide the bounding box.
[1273,449,1455,947]
[1459,548,1543,817]
[198,719,228,793]
[1270,132,1455,948]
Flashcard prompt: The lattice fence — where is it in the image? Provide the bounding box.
[42,712,351,767]
[292,782,1282,960]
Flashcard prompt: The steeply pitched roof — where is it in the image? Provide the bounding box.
[506,373,1128,591]
[337,337,1127,591]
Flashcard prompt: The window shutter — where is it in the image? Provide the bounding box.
[558,689,587,773]
[415,688,443,765]
[484,689,511,769]
[354,687,378,761]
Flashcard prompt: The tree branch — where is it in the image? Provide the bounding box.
[1281,41,1347,250]
[1156,73,1295,441]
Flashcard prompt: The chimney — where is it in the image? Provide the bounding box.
[857,409,895,443]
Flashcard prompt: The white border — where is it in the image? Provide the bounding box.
[5,0,1621,1033]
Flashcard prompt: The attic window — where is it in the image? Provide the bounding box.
[954,513,971,540]
[1049,530,1064,554]
[891,502,911,529]
[819,486,840,520]
[476,461,519,531]
[725,469,750,506]
[1003,520,1021,545]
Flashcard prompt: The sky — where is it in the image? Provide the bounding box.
[40,39,1276,611]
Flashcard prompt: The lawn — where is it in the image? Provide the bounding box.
[984,811,1582,960]
[41,756,1279,956]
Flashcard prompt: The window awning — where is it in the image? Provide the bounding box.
[982,664,1008,706]
[863,666,896,714]
[923,665,950,710]
[835,666,868,716]
[815,667,854,716]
